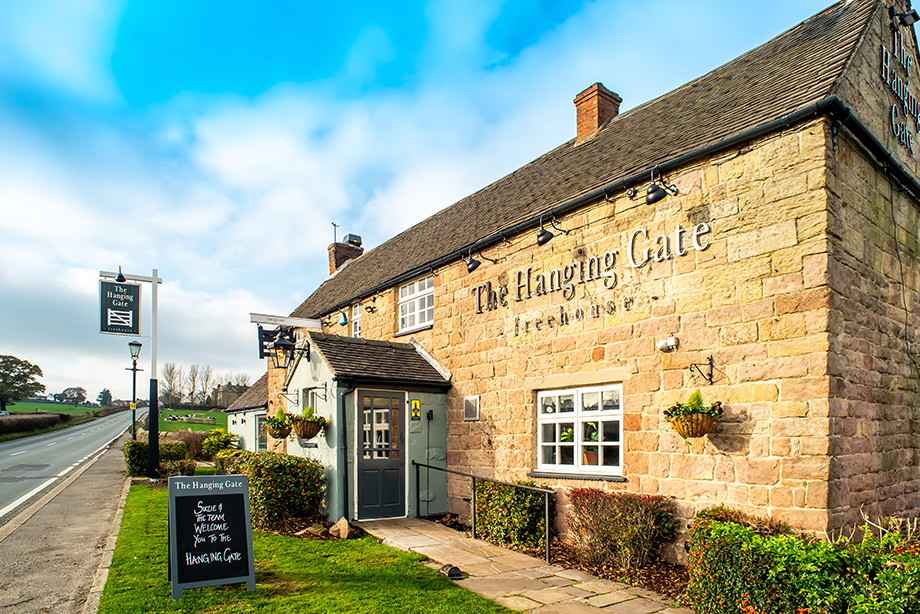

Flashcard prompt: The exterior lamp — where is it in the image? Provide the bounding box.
[536,216,569,246]
[465,248,497,273]
[115,266,126,283]
[126,340,143,440]
[645,168,679,205]
[890,6,920,25]
[270,330,310,370]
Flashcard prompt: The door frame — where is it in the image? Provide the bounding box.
[352,389,407,520]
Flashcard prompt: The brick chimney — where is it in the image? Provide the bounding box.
[328,234,364,274]
[574,83,622,141]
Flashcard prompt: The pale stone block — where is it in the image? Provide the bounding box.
[727,220,798,261]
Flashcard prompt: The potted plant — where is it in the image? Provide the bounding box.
[582,422,599,465]
[291,407,327,439]
[265,411,292,439]
[664,389,722,438]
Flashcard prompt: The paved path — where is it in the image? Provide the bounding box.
[359,518,693,614]
[0,432,130,614]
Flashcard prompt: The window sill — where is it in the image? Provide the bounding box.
[394,323,433,337]
[528,471,627,483]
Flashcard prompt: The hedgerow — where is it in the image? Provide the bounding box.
[123,441,187,476]
[474,480,553,549]
[216,451,325,529]
[686,506,920,614]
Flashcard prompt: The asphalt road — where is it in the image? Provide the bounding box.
[0,411,134,524]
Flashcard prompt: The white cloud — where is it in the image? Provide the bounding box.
[0,0,122,101]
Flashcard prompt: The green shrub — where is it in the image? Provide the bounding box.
[214,448,251,474]
[686,506,920,614]
[568,488,677,570]
[217,451,325,529]
[474,480,553,549]
[168,430,209,460]
[201,428,235,458]
[158,459,197,477]
[123,441,187,476]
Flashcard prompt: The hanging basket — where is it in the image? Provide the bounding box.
[669,413,715,438]
[267,423,292,439]
[293,420,322,439]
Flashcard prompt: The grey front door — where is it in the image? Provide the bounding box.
[357,392,405,519]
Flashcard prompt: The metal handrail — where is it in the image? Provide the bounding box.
[412,460,554,562]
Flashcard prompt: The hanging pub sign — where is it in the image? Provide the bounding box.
[99,280,141,336]
[168,475,255,599]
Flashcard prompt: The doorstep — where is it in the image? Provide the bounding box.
[357,518,693,614]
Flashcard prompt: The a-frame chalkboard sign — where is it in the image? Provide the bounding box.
[168,475,255,599]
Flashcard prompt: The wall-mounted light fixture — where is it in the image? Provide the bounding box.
[466,248,498,273]
[270,328,310,370]
[364,296,377,313]
[536,215,569,246]
[627,167,679,205]
[656,336,679,353]
[890,6,920,26]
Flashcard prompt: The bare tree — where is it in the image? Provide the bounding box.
[199,365,214,405]
[186,365,200,406]
[232,372,251,387]
[160,363,182,407]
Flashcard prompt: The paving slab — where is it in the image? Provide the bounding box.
[356,517,691,614]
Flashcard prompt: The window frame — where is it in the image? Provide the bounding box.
[352,303,362,338]
[397,275,434,333]
[536,384,624,476]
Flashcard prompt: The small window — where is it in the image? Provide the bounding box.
[352,303,362,338]
[463,396,480,421]
[398,275,434,333]
[537,384,623,476]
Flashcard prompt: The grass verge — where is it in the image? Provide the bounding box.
[157,409,228,433]
[99,484,512,614]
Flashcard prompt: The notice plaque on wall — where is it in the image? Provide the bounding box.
[168,475,255,599]
[99,280,141,336]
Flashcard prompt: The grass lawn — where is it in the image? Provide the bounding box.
[157,409,228,433]
[99,484,512,614]
[7,401,97,414]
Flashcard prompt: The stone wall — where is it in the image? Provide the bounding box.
[339,118,839,543]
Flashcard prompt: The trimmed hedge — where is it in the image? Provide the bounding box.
[0,413,61,434]
[123,441,187,476]
[216,451,325,529]
[474,480,553,549]
[568,488,678,570]
[201,428,235,458]
[687,506,920,614]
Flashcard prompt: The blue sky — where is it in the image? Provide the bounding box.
[0,0,832,400]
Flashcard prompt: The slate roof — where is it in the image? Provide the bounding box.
[309,332,450,388]
[293,0,878,319]
[226,372,268,412]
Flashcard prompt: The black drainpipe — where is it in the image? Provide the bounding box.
[337,380,357,520]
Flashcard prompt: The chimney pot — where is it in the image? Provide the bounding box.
[574,82,622,141]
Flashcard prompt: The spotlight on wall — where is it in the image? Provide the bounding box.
[115,266,126,283]
[645,168,679,205]
[364,304,377,313]
[466,248,497,273]
[536,215,569,246]
[656,336,679,353]
[890,6,920,26]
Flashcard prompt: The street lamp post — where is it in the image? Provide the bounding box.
[127,340,143,440]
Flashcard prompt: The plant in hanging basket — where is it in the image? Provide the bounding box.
[290,409,328,439]
[265,412,293,439]
[664,389,722,438]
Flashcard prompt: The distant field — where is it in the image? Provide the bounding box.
[7,401,97,414]
[155,408,227,432]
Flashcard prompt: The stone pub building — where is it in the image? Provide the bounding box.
[254,0,920,549]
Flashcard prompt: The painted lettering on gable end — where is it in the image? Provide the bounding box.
[881,22,919,155]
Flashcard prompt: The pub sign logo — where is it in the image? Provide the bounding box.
[99,280,141,336]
